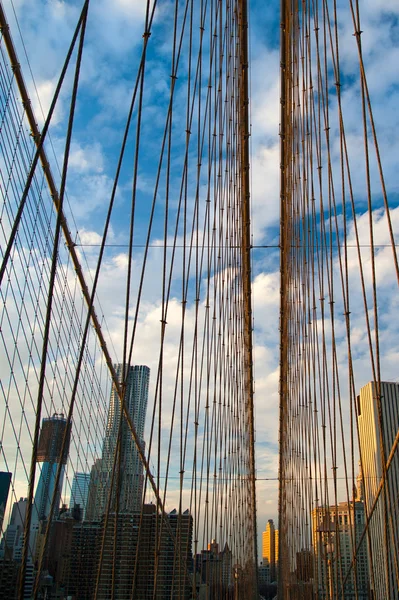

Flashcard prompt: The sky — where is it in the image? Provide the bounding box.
[1,0,399,561]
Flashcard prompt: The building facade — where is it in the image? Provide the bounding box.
[1,497,28,559]
[262,519,278,582]
[357,380,399,600]
[85,459,105,521]
[312,502,369,599]
[68,521,101,599]
[99,364,150,515]
[94,505,193,600]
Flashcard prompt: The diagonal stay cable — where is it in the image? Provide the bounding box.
[0,0,88,287]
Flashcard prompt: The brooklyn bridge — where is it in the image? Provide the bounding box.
[0,0,398,598]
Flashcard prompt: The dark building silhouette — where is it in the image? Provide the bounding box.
[68,521,101,599]
[0,472,11,534]
[65,505,193,599]
[195,538,233,598]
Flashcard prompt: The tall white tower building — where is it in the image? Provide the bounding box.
[357,380,399,600]
[100,364,150,514]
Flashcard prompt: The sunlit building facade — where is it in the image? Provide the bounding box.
[262,519,278,582]
[357,381,399,600]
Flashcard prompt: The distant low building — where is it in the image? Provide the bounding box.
[195,538,233,597]
[258,561,271,586]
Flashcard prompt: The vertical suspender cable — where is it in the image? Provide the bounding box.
[237,0,258,595]
[278,0,289,596]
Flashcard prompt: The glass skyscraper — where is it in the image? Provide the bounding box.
[70,472,91,520]
[99,364,150,515]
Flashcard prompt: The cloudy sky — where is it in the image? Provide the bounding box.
[1,0,399,559]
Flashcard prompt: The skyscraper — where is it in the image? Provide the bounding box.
[262,519,278,582]
[70,472,91,520]
[34,414,72,521]
[357,380,399,600]
[1,497,28,558]
[100,364,150,514]
[85,459,105,521]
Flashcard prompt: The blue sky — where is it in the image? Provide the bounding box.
[2,0,399,558]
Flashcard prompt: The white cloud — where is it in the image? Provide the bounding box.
[68,142,104,174]
[30,78,64,127]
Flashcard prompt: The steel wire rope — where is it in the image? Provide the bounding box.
[0,1,89,288]
[0,76,112,492]
[138,0,250,592]
[3,2,121,371]
[132,0,210,594]
[20,3,89,597]
[111,0,153,593]
[0,16,109,592]
[126,5,242,596]
[0,48,111,564]
[279,0,399,597]
[356,0,399,591]
[1,0,133,486]
[85,0,209,594]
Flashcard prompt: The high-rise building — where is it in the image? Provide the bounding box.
[0,497,35,598]
[70,472,90,520]
[34,414,72,521]
[312,501,369,599]
[357,380,399,599]
[85,459,105,521]
[262,519,278,582]
[85,458,108,521]
[1,497,28,558]
[99,364,150,514]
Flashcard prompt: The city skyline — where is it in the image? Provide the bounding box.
[0,0,398,597]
